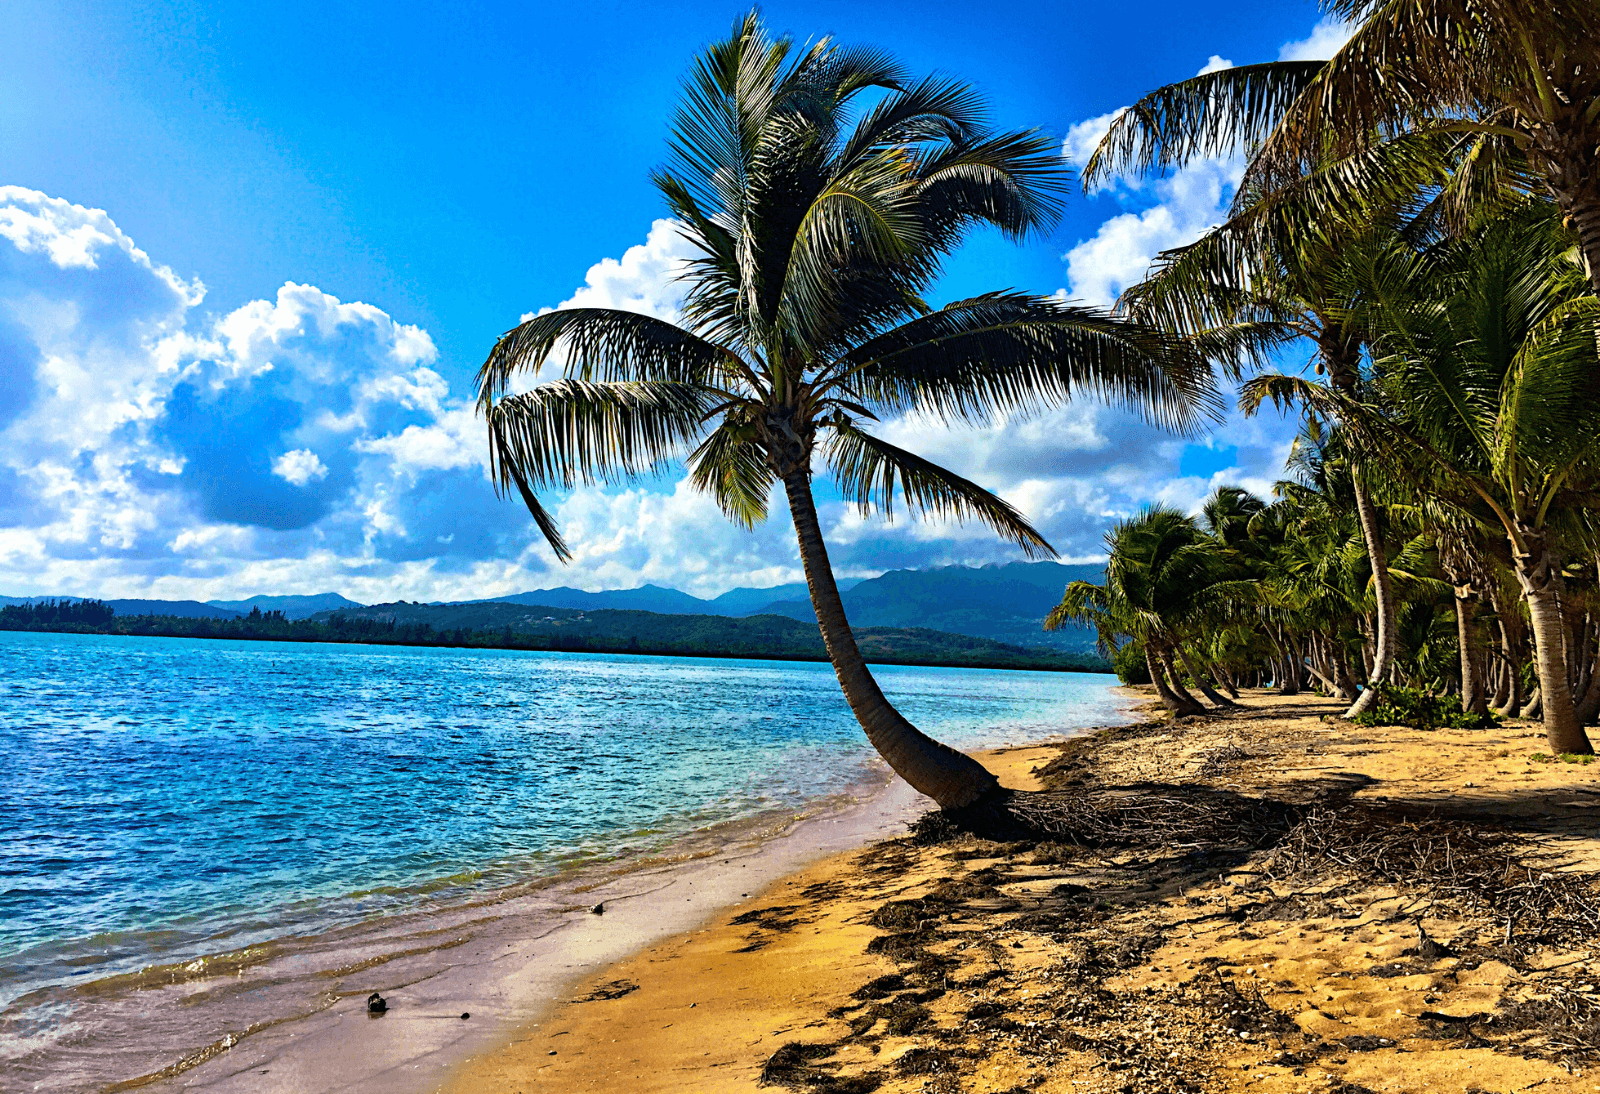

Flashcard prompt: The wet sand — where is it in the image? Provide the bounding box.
[108,741,1081,1093]
[444,691,1600,1094]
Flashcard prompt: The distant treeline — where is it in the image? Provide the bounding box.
[0,599,1112,674]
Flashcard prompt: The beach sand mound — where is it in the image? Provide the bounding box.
[445,692,1600,1093]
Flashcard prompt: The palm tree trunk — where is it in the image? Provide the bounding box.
[1145,646,1192,715]
[1178,646,1235,708]
[1455,593,1488,718]
[782,469,1001,807]
[1548,160,1600,296]
[1331,640,1358,701]
[1512,538,1594,755]
[1345,472,1395,718]
[1153,645,1207,716]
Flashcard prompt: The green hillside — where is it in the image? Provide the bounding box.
[310,601,1110,672]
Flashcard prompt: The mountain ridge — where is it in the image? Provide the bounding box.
[0,560,1101,648]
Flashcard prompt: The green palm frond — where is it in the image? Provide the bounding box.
[824,423,1053,558]
[478,308,738,400]
[1084,61,1326,187]
[484,380,717,557]
[686,420,775,528]
[834,292,1217,432]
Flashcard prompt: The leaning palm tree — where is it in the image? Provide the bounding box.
[475,15,1214,809]
[1086,0,1600,292]
[1047,507,1228,716]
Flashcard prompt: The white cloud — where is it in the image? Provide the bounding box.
[1061,109,1126,188]
[1279,16,1355,61]
[271,449,328,486]
[1197,54,1234,74]
[1062,157,1243,307]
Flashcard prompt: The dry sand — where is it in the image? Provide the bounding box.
[444,691,1600,1094]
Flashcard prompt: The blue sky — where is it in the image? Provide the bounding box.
[0,0,1346,601]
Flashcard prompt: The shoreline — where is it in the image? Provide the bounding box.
[440,691,1600,1094]
[50,728,1120,1094]
[109,726,1126,1094]
[2,641,1136,1094]
[439,741,1069,1094]
[155,742,1087,1094]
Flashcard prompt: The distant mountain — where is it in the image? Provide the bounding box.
[104,599,241,619]
[1,562,1099,649]
[747,561,1104,652]
[482,584,713,615]
[207,593,363,620]
[0,593,362,621]
[309,600,1107,672]
[481,579,861,617]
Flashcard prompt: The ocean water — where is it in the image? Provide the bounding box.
[0,630,1128,1082]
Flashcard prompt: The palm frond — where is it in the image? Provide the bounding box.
[834,292,1219,433]
[477,308,737,403]
[1083,62,1325,187]
[686,420,775,528]
[484,380,717,556]
[824,423,1054,558]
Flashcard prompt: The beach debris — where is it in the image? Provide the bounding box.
[591,902,604,915]
[577,979,639,1002]
[366,992,387,1014]
[460,1012,470,1020]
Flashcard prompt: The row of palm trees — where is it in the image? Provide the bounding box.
[474,4,1598,811]
[1062,0,1599,759]
[1059,197,1600,761]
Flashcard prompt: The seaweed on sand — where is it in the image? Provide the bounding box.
[1261,806,1600,949]
[759,1042,883,1092]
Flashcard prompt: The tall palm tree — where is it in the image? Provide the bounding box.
[475,15,1214,809]
[1246,202,1600,754]
[1085,0,1600,292]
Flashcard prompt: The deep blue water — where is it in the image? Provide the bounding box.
[0,631,1127,1009]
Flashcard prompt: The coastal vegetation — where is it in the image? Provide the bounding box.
[0,599,1110,673]
[475,13,1212,808]
[1044,0,1600,759]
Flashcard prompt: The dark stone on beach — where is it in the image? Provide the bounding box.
[591,902,604,915]
[366,992,387,1014]
[460,1012,470,1020]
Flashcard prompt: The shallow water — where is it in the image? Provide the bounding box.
[0,631,1128,1085]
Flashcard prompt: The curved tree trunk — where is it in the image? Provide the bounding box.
[1345,473,1396,718]
[782,470,1001,808]
[1145,646,1198,715]
[1512,535,1594,755]
[1520,687,1542,721]
[1158,646,1208,715]
[1330,640,1358,701]
[1178,646,1236,708]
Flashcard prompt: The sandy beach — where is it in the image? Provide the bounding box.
[444,691,1600,1094]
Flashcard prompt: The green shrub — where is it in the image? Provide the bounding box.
[1111,641,1151,686]
[1350,685,1500,730]
[1531,752,1596,765]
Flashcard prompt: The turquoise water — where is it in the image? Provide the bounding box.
[0,631,1127,1016]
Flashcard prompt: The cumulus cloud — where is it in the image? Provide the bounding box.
[6,10,1346,615]
[271,449,328,486]
[1279,16,1356,61]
